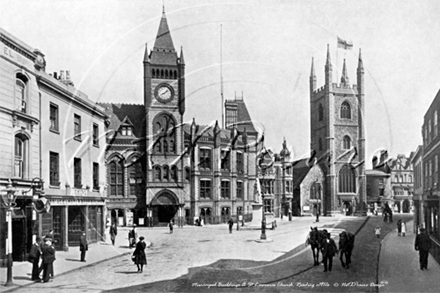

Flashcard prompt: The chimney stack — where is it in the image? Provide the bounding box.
[60,70,65,80]
[53,72,58,79]
[66,70,71,81]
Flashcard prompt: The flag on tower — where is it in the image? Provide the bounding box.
[337,37,353,50]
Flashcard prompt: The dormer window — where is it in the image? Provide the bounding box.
[121,126,132,136]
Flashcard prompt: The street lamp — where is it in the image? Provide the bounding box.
[1,179,18,287]
[258,147,273,241]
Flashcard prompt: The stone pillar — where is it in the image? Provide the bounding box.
[63,206,69,251]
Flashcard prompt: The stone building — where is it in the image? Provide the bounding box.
[100,10,259,227]
[0,27,107,265]
[388,154,414,213]
[309,46,366,216]
[411,145,424,232]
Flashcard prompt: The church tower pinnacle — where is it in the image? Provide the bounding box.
[341,59,349,85]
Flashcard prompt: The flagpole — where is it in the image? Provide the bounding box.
[220,24,224,129]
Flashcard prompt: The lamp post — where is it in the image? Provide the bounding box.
[260,169,267,240]
[258,148,273,241]
[1,179,18,287]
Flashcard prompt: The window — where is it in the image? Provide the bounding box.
[50,103,59,132]
[153,114,176,154]
[128,161,142,195]
[428,120,432,144]
[395,175,399,183]
[171,165,178,181]
[199,148,212,169]
[340,101,351,119]
[93,162,99,190]
[408,175,412,183]
[338,164,356,193]
[236,152,244,173]
[318,104,323,121]
[435,156,438,186]
[200,179,211,199]
[74,158,82,188]
[154,166,161,181]
[221,150,230,171]
[15,74,27,113]
[221,181,230,198]
[264,199,273,213]
[109,159,124,195]
[285,180,292,193]
[262,180,274,194]
[121,127,132,136]
[343,136,351,150]
[93,124,99,146]
[185,167,190,181]
[49,152,60,186]
[14,134,26,178]
[429,160,433,188]
[435,111,438,137]
[74,114,81,141]
[237,181,243,199]
[163,165,169,181]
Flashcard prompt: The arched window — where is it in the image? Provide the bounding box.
[15,74,28,113]
[161,69,164,78]
[343,136,351,150]
[14,134,28,178]
[153,114,177,154]
[339,164,356,193]
[171,165,178,181]
[163,165,169,181]
[318,104,323,121]
[109,158,124,196]
[128,158,143,196]
[154,166,161,181]
[341,101,351,119]
[152,69,156,78]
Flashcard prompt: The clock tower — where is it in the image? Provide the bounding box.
[144,8,186,226]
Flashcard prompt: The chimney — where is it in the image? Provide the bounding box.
[66,70,71,81]
[60,70,65,80]
[53,72,58,79]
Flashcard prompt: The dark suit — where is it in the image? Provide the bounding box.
[80,234,88,261]
[321,237,338,272]
[29,243,41,280]
[415,232,432,270]
[41,243,55,282]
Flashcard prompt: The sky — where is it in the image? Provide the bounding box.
[1,0,439,168]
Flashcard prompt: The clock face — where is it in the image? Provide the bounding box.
[155,84,174,103]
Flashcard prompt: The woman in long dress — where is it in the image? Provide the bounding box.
[132,236,147,273]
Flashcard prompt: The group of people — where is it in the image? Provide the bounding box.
[28,230,88,283]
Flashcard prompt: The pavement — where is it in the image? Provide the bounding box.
[1,215,439,292]
[378,219,440,293]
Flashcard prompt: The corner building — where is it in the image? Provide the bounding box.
[309,45,366,216]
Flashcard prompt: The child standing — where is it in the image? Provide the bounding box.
[375,225,381,238]
[401,220,406,236]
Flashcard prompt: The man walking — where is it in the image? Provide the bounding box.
[227,218,234,233]
[415,227,432,270]
[110,224,117,246]
[29,237,42,282]
[168,220,174,234]
[41,237,55,283]
[80,231,88,262]
[321,232,338,272]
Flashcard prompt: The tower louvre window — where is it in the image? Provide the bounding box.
[342,136,351,150]
[341,101,351,119]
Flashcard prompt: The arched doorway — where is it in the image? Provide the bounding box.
[151,191,179,226]
[343,201,353,216]
[221,207,230,223]
[200,207,212,225]
[402,199,410,213]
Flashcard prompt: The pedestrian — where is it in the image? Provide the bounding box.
[375,225,381,238]
[401,220,406,237]
[79,231,88,262]
[168,220,174,234]
[321,232,338,272]
[397,219,402,236]
[41,237,55,283]
[415,227,432,270]
[110,224,117,245]
[227,217,234,233]
[29,237,42,282]
[132,236,147,273]
[129,225,137,248]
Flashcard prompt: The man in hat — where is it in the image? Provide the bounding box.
[29,237,42,281]
[321,232,338,272]
[41,237,55,282]
[79,231,88,262]
[415,227,432,270]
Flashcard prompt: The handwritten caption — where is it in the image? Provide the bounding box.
[192,281,389,289]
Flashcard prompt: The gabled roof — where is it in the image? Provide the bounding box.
[150,10,178,65]
[98,103,145,139]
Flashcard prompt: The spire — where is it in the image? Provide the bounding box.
[326,44,332,69]
[179,46,185,64]
[310,57,316,78]
[310,57,317,92]
[150,8,178,65]
[143,43,150,63]
[341,59,349,85]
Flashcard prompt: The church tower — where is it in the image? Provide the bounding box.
[144,8,186,225]
[310,46,366,216]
